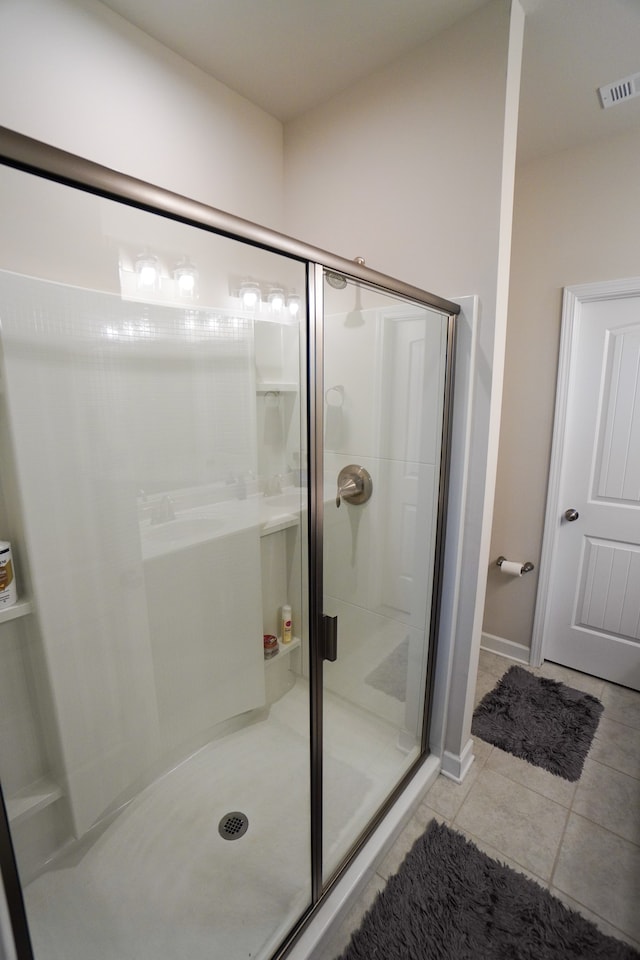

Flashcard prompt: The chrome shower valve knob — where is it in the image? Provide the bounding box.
[336,465,373,508]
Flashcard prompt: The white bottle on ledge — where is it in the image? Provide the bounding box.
[281,604,292,644]
[0,541,17,607]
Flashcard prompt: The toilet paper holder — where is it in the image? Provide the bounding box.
[497,556,534,574]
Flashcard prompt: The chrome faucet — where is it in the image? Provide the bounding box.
[150,495,175,524]
[265,474,283,497]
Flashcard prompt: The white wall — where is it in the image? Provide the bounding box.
[0,0,284,228]
[484,127,640,652]
[284,1,510,299]
[283,0,524,775]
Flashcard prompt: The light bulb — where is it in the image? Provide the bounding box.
[268,288,285,313]
[179,273,195,295]
[135,253,159,290]
[287,294,300,317]
[174,258,198,299]
[240,281,261,309]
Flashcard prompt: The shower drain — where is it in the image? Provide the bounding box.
[218,811,249,840]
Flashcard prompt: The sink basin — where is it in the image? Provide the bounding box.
[261,491,304,513]
[143,517,225,543]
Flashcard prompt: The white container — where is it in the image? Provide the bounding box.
[281,604,292,644]
[0,541,17,607]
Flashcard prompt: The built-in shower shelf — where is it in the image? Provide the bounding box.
[6,778,62,825]
[256,382,298,393]
[265,636,301,664]
[0,597,33,625]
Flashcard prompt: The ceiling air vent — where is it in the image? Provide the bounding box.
[598,72,640,109]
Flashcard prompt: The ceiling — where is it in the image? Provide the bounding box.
[100,0,640,163]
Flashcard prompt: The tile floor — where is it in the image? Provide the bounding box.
[318,650,640,958]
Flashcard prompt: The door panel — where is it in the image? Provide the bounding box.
[595,326,640,502]
[0,162,311,960]
[320,276,450,879]
[543,289,640,689]
[577,539,640,639]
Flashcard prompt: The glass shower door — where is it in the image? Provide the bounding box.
[321,273,451,879]
[0,162,310,960]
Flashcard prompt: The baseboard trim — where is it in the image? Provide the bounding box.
[440,738,474,784]
[481,632,530,665]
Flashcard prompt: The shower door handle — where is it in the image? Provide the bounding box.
[322,615,338,662]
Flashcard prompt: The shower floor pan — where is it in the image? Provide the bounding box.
[21,680,408,960]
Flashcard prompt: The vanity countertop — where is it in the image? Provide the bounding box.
[140,489,305,559]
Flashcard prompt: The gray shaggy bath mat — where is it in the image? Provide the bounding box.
[364,638,408,702]
[337,820,639,960]
[471,665,603,781]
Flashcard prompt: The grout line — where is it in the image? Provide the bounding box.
[457,825,550,887]
[565,808,640,850]
[477,753,578,809]
[549,883,640,951]
[584,751,640,782]
[586,751,640,781]
[598,712,640,735]
[449,779,475,827]
[548,801,572,889]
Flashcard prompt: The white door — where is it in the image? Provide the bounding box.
[535,278,640,691]
[378,315,442,615]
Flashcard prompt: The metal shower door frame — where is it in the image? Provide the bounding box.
[0,125,459,960]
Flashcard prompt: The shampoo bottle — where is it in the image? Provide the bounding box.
[281,604,292,644]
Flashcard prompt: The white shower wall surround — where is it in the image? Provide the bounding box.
[0,133,459,960]
[0,270,300,839]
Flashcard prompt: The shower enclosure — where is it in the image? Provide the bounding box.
[0,128,458,960]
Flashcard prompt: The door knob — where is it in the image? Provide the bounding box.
[564,508,579,522]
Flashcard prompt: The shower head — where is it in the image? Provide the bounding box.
[325,271,347,289]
